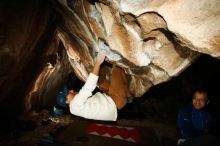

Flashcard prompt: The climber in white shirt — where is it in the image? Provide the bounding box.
[65,51,130,121]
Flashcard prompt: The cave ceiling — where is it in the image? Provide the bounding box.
[0,0,220,112]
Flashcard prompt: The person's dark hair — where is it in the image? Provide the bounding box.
[192,87,209,99]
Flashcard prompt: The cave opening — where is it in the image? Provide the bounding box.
[1,0,220,146]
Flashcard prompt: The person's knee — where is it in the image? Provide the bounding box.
[117,100,127,110]
[112,95,127,110]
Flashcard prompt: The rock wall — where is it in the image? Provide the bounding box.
[0,0,72,114]
[120,0,220,57]
[1,0,220,113]
[53,0,203,97]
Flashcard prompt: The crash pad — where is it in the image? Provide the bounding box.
[55,120,160,146]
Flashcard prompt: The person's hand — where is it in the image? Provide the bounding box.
[65,90,77,104]
[177,139,186,145]
[95,50,106,66]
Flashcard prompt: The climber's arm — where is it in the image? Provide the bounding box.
[92,50,106,76]
[69,50,106,114]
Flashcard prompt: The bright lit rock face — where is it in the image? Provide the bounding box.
[1,0,220,112]
[54,0,203,97]
[120,0,220,57]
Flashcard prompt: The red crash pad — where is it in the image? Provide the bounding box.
[87,123,141,143]
[55,120,160,146]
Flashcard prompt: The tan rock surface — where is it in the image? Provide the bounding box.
[55,0,201,97]
[1,0,220,112]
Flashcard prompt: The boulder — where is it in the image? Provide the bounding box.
[1,0,220,112]
[54,0,202,97]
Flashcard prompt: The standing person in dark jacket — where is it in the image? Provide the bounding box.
[177,88,214,145]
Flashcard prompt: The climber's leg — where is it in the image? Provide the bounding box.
[98,65,110,93]
[108,66,130,110]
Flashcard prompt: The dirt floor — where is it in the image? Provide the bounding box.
[0,106,177,146]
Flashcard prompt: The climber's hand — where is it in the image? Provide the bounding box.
[95,50,106,66]
[65,90,77,104]
[92,50,106,75]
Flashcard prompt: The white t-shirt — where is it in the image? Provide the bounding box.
[69,73,117,121]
